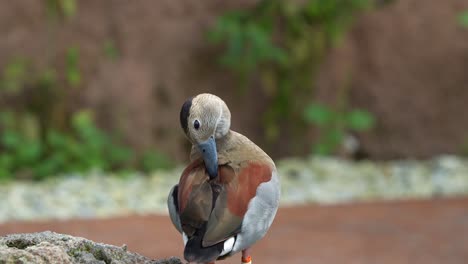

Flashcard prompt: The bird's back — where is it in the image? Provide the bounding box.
[170,130,280,262]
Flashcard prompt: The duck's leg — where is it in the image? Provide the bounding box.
[241,248,252,264]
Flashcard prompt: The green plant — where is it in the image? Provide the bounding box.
[0,1,172,180]
[453,9,468,165]
[462,138,468,157]
[208,0,373,151]
[458,11,468,28]
[0,111,120,180]
[103,39,120,60]
[46,0,77,20]
[140,151,173,172]
[0,110,171,180]
[304,103,374,155]
[1,58,28,93]
[66,46,81,86]
[0,52,74,139]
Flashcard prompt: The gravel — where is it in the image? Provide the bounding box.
[1,155,467,223]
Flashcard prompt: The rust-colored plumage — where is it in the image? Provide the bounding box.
[177,159,273,246]
[221,163,272,217]
[178,159,204,213]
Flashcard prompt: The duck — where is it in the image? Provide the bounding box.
[167,93,280,264]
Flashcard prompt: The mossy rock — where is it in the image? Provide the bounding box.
[0,231,181,264]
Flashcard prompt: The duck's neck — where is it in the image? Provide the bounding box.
[189,130,232,162]
[189,130,273,166]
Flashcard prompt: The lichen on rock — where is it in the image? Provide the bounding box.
[0,231,182,264]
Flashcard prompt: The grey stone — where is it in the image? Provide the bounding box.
[0,231,182,264]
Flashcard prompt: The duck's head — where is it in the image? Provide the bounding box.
[179,93,231,179]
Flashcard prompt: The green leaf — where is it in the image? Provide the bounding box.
[108,145,133,165]
[47,130,69,149]
[72,110,94,130]
[2,58,27,92]
[207,12,245,43]
[20,113,40,140]
[33,158,61,179]
[458,11,468,28]
[61,0,77,18]
[1,131,21,149]
[103,40,120,60]
[66,47,80,86]
[303,103,335,126]
[0,112,14,129]
[326,128,345,144]
[140,151,172,172]
[0,168,11,181]
[346,109,375,131]
[313,142,333,155]
[67,69,81,86]
[16,141,42,164]
[313,128,344,155]
[0,154,14,172]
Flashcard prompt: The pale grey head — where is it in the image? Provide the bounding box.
[179,93,231,178]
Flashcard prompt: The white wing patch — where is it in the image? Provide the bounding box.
[182,232,188,246]
[220,237,235,256]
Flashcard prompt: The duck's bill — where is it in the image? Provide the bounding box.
[198,136,218,179]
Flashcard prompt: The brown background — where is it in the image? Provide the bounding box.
[1,0,468,161]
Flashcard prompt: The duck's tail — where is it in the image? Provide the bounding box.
[184,231,223,263]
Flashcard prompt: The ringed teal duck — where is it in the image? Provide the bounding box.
[167,93,280,264]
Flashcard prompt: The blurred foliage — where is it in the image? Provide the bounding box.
[456,11,468,156]
[0,111,129,180]
[140,151,173,172]
[0,58,172,181]
[458,11,468,28]
[459,8,468,156]
[304,103,374,155]
[208,0,375,154]
[103,39,120,60]
[66,47,81,86]
[46,0,77,20]
[0,50,77,137]
[462,140,468,157]
[0,2,170,180]
[0,58,171,180]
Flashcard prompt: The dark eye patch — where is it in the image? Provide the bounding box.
[180,97,193,134]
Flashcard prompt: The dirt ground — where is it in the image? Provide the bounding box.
[1,198,467,264]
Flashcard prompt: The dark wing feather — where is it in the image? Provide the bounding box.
[177,160,213,236]
[167,185,182,233]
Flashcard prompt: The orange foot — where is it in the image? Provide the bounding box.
[242,248,252,264]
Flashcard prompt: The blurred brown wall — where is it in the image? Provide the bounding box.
[0,0,265,162]
[1,0,468,161]
[317,0,468,159]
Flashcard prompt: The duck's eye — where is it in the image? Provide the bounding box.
[193,120,200,130]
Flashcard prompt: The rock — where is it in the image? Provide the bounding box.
[0,231,182,264]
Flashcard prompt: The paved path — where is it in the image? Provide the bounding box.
[1,198,468,264]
